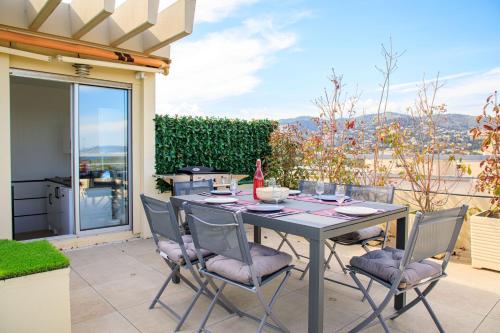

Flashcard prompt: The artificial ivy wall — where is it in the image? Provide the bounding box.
[155,115,277,191]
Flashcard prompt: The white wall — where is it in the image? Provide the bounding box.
[0,54,12,239]
[10,77,71,181]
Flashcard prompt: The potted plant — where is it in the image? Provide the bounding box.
[0,239,71,332]
[469,91,500,271]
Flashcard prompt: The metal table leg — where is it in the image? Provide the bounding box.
[254,225,261,244]
[395,215,408,309]
[308,238,324,333]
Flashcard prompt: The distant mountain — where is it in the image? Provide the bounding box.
[80,145,126,156]
[279,112,477,132]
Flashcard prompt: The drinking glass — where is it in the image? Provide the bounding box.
[315,181,325,198]
[267,177,277,188]
[230,179,238,196]
[272,183,281,206]
[336,184,346,204]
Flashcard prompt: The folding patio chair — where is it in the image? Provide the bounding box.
[184,202,294,333]
[140,194,234,331]
[324,184,395,274]
[346,205,468,333]
[298,184,394,282]
[275,180,336,268]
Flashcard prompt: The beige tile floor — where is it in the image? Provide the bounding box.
[66,229,500,333]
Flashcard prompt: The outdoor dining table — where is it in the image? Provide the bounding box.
[170,193,409,333]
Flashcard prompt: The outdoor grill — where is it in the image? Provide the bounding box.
[154,166,248,194]
[176,166,228,179]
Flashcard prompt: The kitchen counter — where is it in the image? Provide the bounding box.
[46,177,72,188]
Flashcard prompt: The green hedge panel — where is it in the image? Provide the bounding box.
[155,115,277,192]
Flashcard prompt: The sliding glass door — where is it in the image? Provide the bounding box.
[76,84,130,231]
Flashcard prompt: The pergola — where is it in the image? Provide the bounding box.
[0,0,195,74]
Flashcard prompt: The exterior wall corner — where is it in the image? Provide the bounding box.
[0,53,12,240]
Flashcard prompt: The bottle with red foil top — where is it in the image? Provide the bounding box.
[253,159,265,200]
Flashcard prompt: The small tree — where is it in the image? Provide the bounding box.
[357,41,403,186]
[267,124,309,189]
[303,71,358,184]
[470,91,500,216]
[383,76,469,212]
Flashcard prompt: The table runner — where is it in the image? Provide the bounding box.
[290,195,362,206]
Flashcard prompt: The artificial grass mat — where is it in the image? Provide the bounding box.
[0,239,69,280]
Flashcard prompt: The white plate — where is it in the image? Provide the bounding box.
[204,197,238,204]
[261,199,286,203]
[335,206,378,216]
[288,190,301,196]
[246,204,283,212]
[318,195,351,202]
[210,190,232,195]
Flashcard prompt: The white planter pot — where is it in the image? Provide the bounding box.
[470,211,500,271]
[0,267,71,333]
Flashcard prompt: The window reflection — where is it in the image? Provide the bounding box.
[78,85,129,231]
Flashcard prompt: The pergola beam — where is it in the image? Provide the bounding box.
[142,0,195,54]
[70,0,115,39]
[0,0,194,59]
[27,0,62,31]
[109,0,159,47]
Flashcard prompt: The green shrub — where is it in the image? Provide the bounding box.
[0,240,70,280]
[155,115,277,192]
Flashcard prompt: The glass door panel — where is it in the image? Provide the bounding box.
[77,85,129,231]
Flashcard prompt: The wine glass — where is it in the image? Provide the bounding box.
[230,179,238,196]
[271,183,281,207]
[267,177,277,188]
[315,181,325,198]
[336,184,346,204]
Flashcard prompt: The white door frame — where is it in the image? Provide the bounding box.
[9,69,133,238]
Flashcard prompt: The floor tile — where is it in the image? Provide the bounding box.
[71,286,115,324]
[121,300,194,333]
[72,312,139,333]
[379,298,484,333]
[66,244,131,268]
[93,268,181,311]
[486,300,500,321]
[72,256,155,286]
[113,238,157,257]
[475,317,500,333]
[70,268,89,291]
[67,236,500,333]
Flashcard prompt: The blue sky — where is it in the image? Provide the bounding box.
[156,0,500,119]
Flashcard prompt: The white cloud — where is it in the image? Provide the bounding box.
[361,67,500,116]
[237,105,318,120]
[438,67,500,115]
[389,71,479,94]
[156,17,297,116]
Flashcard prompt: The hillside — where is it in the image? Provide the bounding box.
[279,112,477,132]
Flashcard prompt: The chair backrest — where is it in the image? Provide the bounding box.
[173,180,214,196]
[345,184,395,204]
[299,180,336,195]
[402,205,468,269]
[184,202,252,266]
[140,194,182,246]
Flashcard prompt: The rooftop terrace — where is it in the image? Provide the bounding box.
[67,229,500,333]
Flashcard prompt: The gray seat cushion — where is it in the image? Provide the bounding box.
[350,247,442,289]
[332,226,384,244]
[158,235,211,265]
[206,243,292,285]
